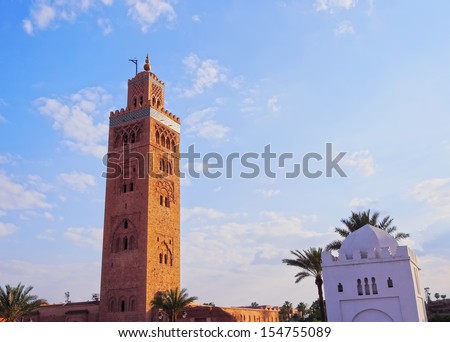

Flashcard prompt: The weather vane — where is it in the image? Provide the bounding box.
[129,57,138,75]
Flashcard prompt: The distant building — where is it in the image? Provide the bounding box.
[321,224,427,322]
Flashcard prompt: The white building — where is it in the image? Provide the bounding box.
[321,224,427,322]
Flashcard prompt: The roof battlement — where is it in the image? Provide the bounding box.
[109,106,180,124]
[321,245,418,266]
[128,71,165,87]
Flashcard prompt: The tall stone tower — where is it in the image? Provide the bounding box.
[99,55,181,321]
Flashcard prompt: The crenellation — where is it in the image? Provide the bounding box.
[323,246,414,265]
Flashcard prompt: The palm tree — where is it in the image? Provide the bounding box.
[282,248,326,321]
[151,287,198,322]
[326,209,410,251]
[0,283,46,322]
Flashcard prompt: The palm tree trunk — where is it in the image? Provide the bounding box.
[315,276,326,322]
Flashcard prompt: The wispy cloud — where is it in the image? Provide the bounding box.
[192,15,201,22]
[23,0,113,35]
[267,96,281,113]
[59,172,97,192]
[184,107,230,141]
[315,0,358,12]
[34,87,110,158]
[335,20,355,36]
[181,207,226,222]
[349,197,377,208]
[410,178,450,216]
[0,222,17,238]
[64,227,102,249]
[0,170,51,211]
[182,54,227,97]
[126,0,176,32]
[97,17,113,35]
[342,150,375,176]
[256,189,281,198]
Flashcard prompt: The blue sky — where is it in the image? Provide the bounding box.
[1,0,449,307]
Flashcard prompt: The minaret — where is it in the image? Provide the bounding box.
[99,55,181,321]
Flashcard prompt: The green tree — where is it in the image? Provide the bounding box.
[296,302,308,320]
[250,302,259,308]
[305,299,323,322]
[278,301,293,322]
[326,209,410,251]
[151,288,198,322]
[282,248,326,321]
[0,283,47,322]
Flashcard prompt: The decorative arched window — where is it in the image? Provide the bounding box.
[156,131,160,144]
[129,297,136,311]
[123,134,128,144]
[357,279,363,295]
[337,283,343,293]
[133,98,137,108]
[152,97,156,107]
[161,134,166,147]
[160,159,164,171]
[129,182,134,192]
[157,99,161,108]
[364,277,370,295]
[159,253,163,264]
[387,277,394,288]
[371,277,378,295]
[124,219,128,229]
[168,162,172,175]
[130,132,135,143]
[139,96,143,106]
[120,300,126,312]
[165,197,170,208]
[109,298,116,312]
[166,137,170,150]
[172,141,176,152]
[160,195,163,206]
[123,237,128,250]
[164,254,168,264]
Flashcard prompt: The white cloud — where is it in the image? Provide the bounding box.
[410,178,450,215]
[34,87,110,158]
[192,15,200,22]
[256,189,281,198]
[335,20,355,35]
[315,0,358,12]
[184,107,230,141]
[0,222,17,238]
[0,170,51,211]
[126,0,175,32]
[349,197,377,208]
[182,54,227,97]
[342,149,375,176]
[97,17,112,35]
[28,175,54,192]
[0,99,7,123]
[181,207,226,222]
[23,0,113,35]
[267,96,281,112]
[0,155,11,164]
[64,227,103,249]
[43,212,55,221]
[59,171,97,192]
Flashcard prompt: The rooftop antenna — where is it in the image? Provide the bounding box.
[129,58,138,76]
